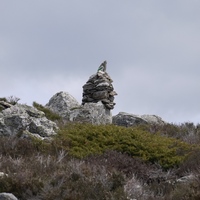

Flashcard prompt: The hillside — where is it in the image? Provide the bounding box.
[0,96,200,199]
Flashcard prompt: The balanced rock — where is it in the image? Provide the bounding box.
[46,91,80,119]
[0,103,58,138]
[113,112,166,127]
[82,61,117,110]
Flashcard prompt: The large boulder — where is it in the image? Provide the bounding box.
[70,101,112,124]
[82,61,117,110]
[46,91,80,119]
[0,103,58,138]
[113,112,148,127]
[113,112,166,127]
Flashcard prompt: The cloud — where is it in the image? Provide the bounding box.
[1,0,200,124]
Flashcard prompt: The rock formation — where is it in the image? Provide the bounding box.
[46,91,80,119]
[0,102,58,139]
[112,112,148,127]
[82,61,117,110]
[70,101,112,124]
[46,61,117,125]
[0,101,12,111]
[46,91,112,124]
[140,114,166,125]
[113,112,166,127]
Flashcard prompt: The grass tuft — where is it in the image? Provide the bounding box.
[33,101,62,122]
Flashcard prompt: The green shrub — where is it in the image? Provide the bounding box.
[55,123,194,169]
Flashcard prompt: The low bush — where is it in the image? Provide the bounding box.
[0,96,20,105]
[55,123,194,169]
[6,96,20,105]
[141,122,200,145]
[0,136,127,200]
[169,176,200,200]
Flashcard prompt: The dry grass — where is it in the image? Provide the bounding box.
[0,121,200,199]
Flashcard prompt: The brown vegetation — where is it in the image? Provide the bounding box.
[1,104,200,199]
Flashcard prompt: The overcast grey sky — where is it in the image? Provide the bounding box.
[1,1,200,124]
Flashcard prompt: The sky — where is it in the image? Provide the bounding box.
[1,0,200,124]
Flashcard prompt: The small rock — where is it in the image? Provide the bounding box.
[0,172,8,178]
[176,174,195,183]
[0,193,18,200]
[0,101,12,111]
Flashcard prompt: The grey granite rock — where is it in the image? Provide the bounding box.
[0,193,18,200]
[46,91,80,119]
[113,112,166,127]
[70,101,112,124]
[0,104,58,138]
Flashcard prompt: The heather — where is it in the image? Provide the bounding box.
[1,121,200,199]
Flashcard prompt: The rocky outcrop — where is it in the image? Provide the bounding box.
[46,91,80,119]
[113,112,148,127]
[140,114,166,125]
[0,193,18,200]
[0,101,12,111]
[0,103,58,138]
[46,92,112,124]
[45,63,117,124]
[70,101,112,124]
[82,61,117,110]
[113,112,166,127]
